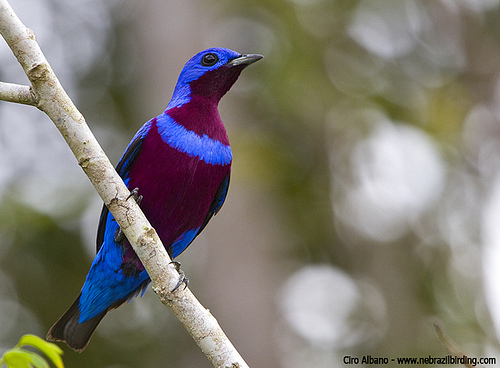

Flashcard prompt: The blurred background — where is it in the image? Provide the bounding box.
[1,0,500,366]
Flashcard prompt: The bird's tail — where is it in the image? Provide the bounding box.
[46,293,107,352]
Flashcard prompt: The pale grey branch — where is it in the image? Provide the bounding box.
[0,81,37,105]
[0,0,248,366]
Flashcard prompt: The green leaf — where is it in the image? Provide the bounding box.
[2,349,51,368]
[1,349,34,368]
[26,351,50,368]
[1,335,64,368]
[15,335,63,368]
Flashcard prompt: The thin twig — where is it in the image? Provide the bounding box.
[434,323,484,368]
[0,82,37,105]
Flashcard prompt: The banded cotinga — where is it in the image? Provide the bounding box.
[47,47,262,351]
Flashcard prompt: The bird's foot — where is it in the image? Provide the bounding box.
[127,187,143,205]
[169,261,189,292]
[114,188,143,243]
[114,227,126,243]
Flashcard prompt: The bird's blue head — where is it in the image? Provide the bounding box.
[167,47,263,109]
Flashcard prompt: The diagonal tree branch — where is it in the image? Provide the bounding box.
[0,1,249,367]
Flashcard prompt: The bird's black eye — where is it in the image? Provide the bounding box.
[201,53,218,66]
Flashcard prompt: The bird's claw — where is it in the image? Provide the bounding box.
[114,227,126,243]
[169,261,189,292]
[127,187,143,205]
[114,188,143,243]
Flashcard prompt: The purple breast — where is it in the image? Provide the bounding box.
[125,121,230,254]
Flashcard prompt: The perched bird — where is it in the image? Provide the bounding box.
[47,47,262,351]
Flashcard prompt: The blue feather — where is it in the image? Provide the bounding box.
[156,112,232,165]
[117,120,152,178]
[171,228,200,259]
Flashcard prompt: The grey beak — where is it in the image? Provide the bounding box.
[227,54,263,67]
